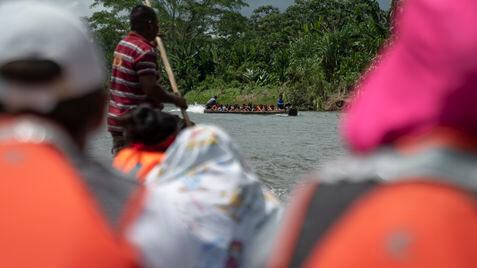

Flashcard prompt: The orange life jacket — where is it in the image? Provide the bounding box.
[0,141,138,268]
[268,130,477,268]
[269,180,477,268]
[304,181,477,268]
[114,147,166,183]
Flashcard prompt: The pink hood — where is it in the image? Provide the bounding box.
[343,0,477,153]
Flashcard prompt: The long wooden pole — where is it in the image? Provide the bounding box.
[144,0,191,126]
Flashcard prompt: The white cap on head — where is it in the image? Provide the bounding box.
[0,1,105,113]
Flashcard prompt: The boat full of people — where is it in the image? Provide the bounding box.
[205,104,298,116]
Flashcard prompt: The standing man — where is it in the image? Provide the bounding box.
[108,4,187,153]
[277,94,285,110]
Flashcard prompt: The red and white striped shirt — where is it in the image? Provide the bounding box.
[107,32,158,135]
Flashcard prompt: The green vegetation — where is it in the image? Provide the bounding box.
[89,0,392,110]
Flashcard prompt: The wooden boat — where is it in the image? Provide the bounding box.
[205,110,286,115]
[205,108,298,116]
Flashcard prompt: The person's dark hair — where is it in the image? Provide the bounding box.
[123,105,178,146]
[0,60,105,146]
[130,4,157,33]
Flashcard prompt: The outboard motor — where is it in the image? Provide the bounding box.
[288,108,298,116]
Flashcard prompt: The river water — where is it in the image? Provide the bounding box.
[86,107,346,199]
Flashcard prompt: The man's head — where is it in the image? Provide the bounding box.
[130,4,159,42]
[0,1,107,148]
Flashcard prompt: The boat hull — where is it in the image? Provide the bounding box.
[204,110,296,116]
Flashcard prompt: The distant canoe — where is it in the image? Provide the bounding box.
[205,109,298,116]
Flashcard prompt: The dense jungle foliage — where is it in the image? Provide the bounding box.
[89,0,393,110]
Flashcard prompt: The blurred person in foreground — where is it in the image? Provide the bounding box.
[108,4,187,154]
[113,105,180,183]
[0,2,141,267]
[129,125,281,268]
[266,0,477,267]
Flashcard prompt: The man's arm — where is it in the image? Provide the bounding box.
[134,50,187,109]
[139,74,187,109]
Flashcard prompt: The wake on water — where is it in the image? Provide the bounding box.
[169,103,205,114]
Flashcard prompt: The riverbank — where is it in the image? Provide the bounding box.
[185,84,348,111]
[185,85,283,106]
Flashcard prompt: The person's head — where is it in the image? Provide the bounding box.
[213,96,218,99]
[343,0,477,153]
[123,105,179,149]
[130,4,159,42]
[0,1,107,149]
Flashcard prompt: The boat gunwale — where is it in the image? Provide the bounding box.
[204,110,289,115]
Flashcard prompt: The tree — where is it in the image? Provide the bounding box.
[389,0,403,33]
[88,0,390,109]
